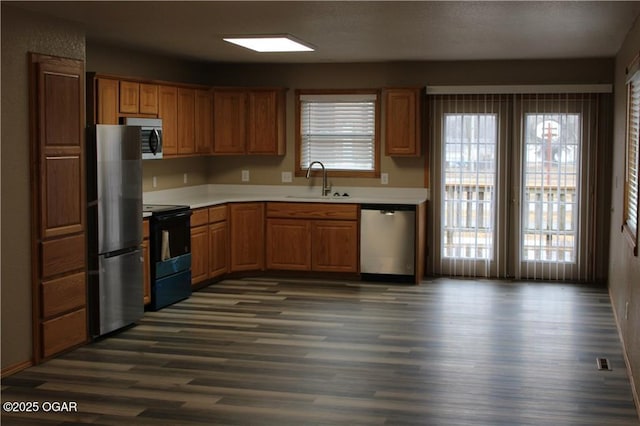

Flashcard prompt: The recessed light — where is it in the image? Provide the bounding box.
[223,35,314,53]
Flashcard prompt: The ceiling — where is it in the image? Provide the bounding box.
[10,1,640,63]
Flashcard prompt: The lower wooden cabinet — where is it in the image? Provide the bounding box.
[191,225,209,285]
[311,220,358,272]
[191,205,228,285]
[209,221,228,278]
[265,203,359,273]
[229,203,264,272]
[266,219,312,270]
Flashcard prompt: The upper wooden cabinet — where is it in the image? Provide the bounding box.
[384,88,422,156]
[92,78,119,125]
[177,88,196,155]
[158,85,178,156]
[195,90,214,155]
[120,81,158,115]
[214,88,286,155]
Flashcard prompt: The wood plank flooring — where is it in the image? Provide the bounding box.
[2,277,638,425]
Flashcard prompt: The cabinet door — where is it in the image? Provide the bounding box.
[158,85,178,156]
[311,220,358,272]
[248,90,285,155]
[139,83,158,115]
[384,88,421,156]
[177,88,195,155]
[191,225,209,285]
[96,78,119,125]
[119,80,139,114]
[213,90,247,154]
[229,203,264,271]
[195,89,214,154]
[266,218,311,270]
[209,221,228,278]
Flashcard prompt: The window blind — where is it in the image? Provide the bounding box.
[299,94,377,171]
[625,71,640,236]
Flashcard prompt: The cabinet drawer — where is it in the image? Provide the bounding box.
[208,205,227,223]
[143,219,150,239]
[42,234,85,279]
[41,308,87,358]
[41,272,86,319]
[266,202,358,220]
[191,208,209,227]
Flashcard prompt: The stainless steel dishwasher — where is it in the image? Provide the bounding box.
[360,204,415,282]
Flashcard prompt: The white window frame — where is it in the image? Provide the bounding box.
[623,58,640,256]
[295,90,380,177]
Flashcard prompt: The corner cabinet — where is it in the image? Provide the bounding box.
[213,88,286,155]
[384,88,422,156]
[30,54,87,362]
[265,203,359,273]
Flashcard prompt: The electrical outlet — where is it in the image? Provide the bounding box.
[241,170,250,182]
[152,176,157,188]
[381,173,389,185]
[183,173,188,184]
[281,171,292,183]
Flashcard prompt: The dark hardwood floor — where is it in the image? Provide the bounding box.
[2,277,638,425]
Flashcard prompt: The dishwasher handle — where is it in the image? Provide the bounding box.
[361,203,416,212]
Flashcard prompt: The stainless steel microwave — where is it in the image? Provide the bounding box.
[122,117,163,159]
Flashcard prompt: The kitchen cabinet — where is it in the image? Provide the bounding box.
[384,88,422,156]
[191,206,228,285]
[120,81,158,115]
[190,208,209,286]
[213,90,246,154]
[158,85,178,156]
[178,88,196,155]
[247,90,286,155]
[229,203,264,272]
[266,219,312,270]
[195,89,214,154]
[265,203,359,273]
[213,88,286,155]
[208,205,228,279]
[93,77,119,125]
[312,220,359,272]
[142,219,150,305]
[30,53,87,362]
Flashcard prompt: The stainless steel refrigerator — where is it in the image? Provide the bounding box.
[87,125,144,338]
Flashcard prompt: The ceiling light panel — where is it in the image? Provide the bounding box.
[223,36,314,53]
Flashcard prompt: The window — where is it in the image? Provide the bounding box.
[624,57,640,256]
[296,90,380,177]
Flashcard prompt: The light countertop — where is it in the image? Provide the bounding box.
[143,184,429,215]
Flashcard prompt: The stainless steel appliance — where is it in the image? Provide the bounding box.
[122,117,163,160]
[87,125,144,338]
[143,205,192,311]
[360,204,415,282]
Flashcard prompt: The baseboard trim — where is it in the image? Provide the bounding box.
[609,291,640,421]
[1,360,33,378]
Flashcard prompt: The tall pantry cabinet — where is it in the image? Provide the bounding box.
[29,53,87,362]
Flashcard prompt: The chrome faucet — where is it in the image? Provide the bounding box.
[306,161,331,197]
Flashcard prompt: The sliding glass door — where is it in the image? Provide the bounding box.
[430,93,599,281]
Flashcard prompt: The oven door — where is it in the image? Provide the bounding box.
[151,210,191,278]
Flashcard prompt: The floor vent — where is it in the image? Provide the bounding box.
[597,357,612,371]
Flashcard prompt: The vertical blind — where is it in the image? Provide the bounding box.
[428,89,607,282]
[625,71,640,238]
[299,94,377,171]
